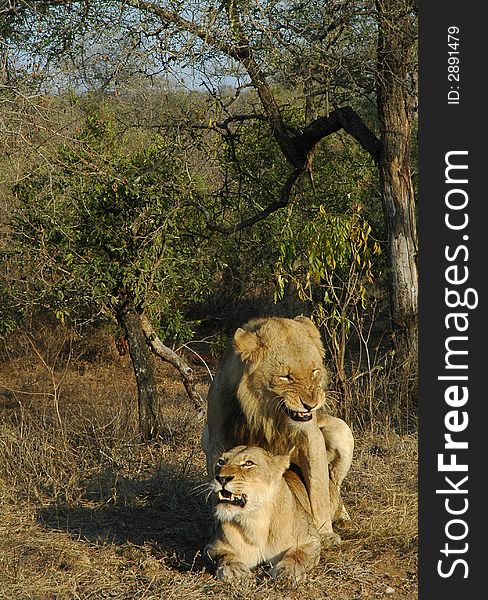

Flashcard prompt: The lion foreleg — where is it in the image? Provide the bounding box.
[317,414,354,521]
[201,424,216,476]
[208,554,253,582]
[201,424,228,479]
[298,426,339,545]
[205,537,254,582]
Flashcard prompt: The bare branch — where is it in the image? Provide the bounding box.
[295,107,382,164]
[140,314,205,417]
[188,168,303,235]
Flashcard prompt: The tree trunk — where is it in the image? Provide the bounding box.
[376,0,418,364]
[118,307,159,440]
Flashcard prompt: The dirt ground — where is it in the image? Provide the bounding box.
[0,339,417,599]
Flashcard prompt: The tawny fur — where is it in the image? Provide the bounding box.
[201,316,354,537]
[206,445,336,582]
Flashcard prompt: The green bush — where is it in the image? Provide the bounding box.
[11,108,213,343]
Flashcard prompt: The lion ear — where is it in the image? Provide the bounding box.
[273,454,291,473]
[233,328,261,361]
[294,315,325,358]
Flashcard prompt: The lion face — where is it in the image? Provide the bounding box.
[211,446,289,522]
[268,365,325,422]
[234,317,328,426]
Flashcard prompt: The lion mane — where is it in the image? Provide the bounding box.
[203,316,329,455]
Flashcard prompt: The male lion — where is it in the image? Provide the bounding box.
[205,445,342,581]
[201,316,354,543]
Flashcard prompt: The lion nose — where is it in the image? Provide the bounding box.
[216,474,234,487]
[301,401,314,411]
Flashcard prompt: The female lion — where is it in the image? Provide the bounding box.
[205,445,344,582]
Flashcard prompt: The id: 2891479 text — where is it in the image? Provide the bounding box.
[447,26,460,105]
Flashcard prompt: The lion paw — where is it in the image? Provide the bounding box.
[216,561,254,583]
[320,531,341,548]
[269,560,307,582]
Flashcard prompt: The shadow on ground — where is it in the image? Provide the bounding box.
[37,462,213,572]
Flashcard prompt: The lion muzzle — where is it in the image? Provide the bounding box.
[216,488,247,507]
[285,407,313,422]
[215,474,248,508]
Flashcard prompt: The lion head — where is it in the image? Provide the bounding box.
[211,445,290,523]
[232,317,329,442]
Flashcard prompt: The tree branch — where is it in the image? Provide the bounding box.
[140,314,205,418]
[191,113,269,132]
[122,0,238,57]
[295,107,382,165]
[188,168,302,235]
[49,1,381,169]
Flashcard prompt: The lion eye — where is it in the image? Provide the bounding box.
[216,458,226,468]
[242,460,255,468]
[279,374,292,381]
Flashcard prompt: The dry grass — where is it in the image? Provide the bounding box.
[0,336,417,600]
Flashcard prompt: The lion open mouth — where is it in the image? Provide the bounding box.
[284,407,313,422]
[217,489,247,507]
